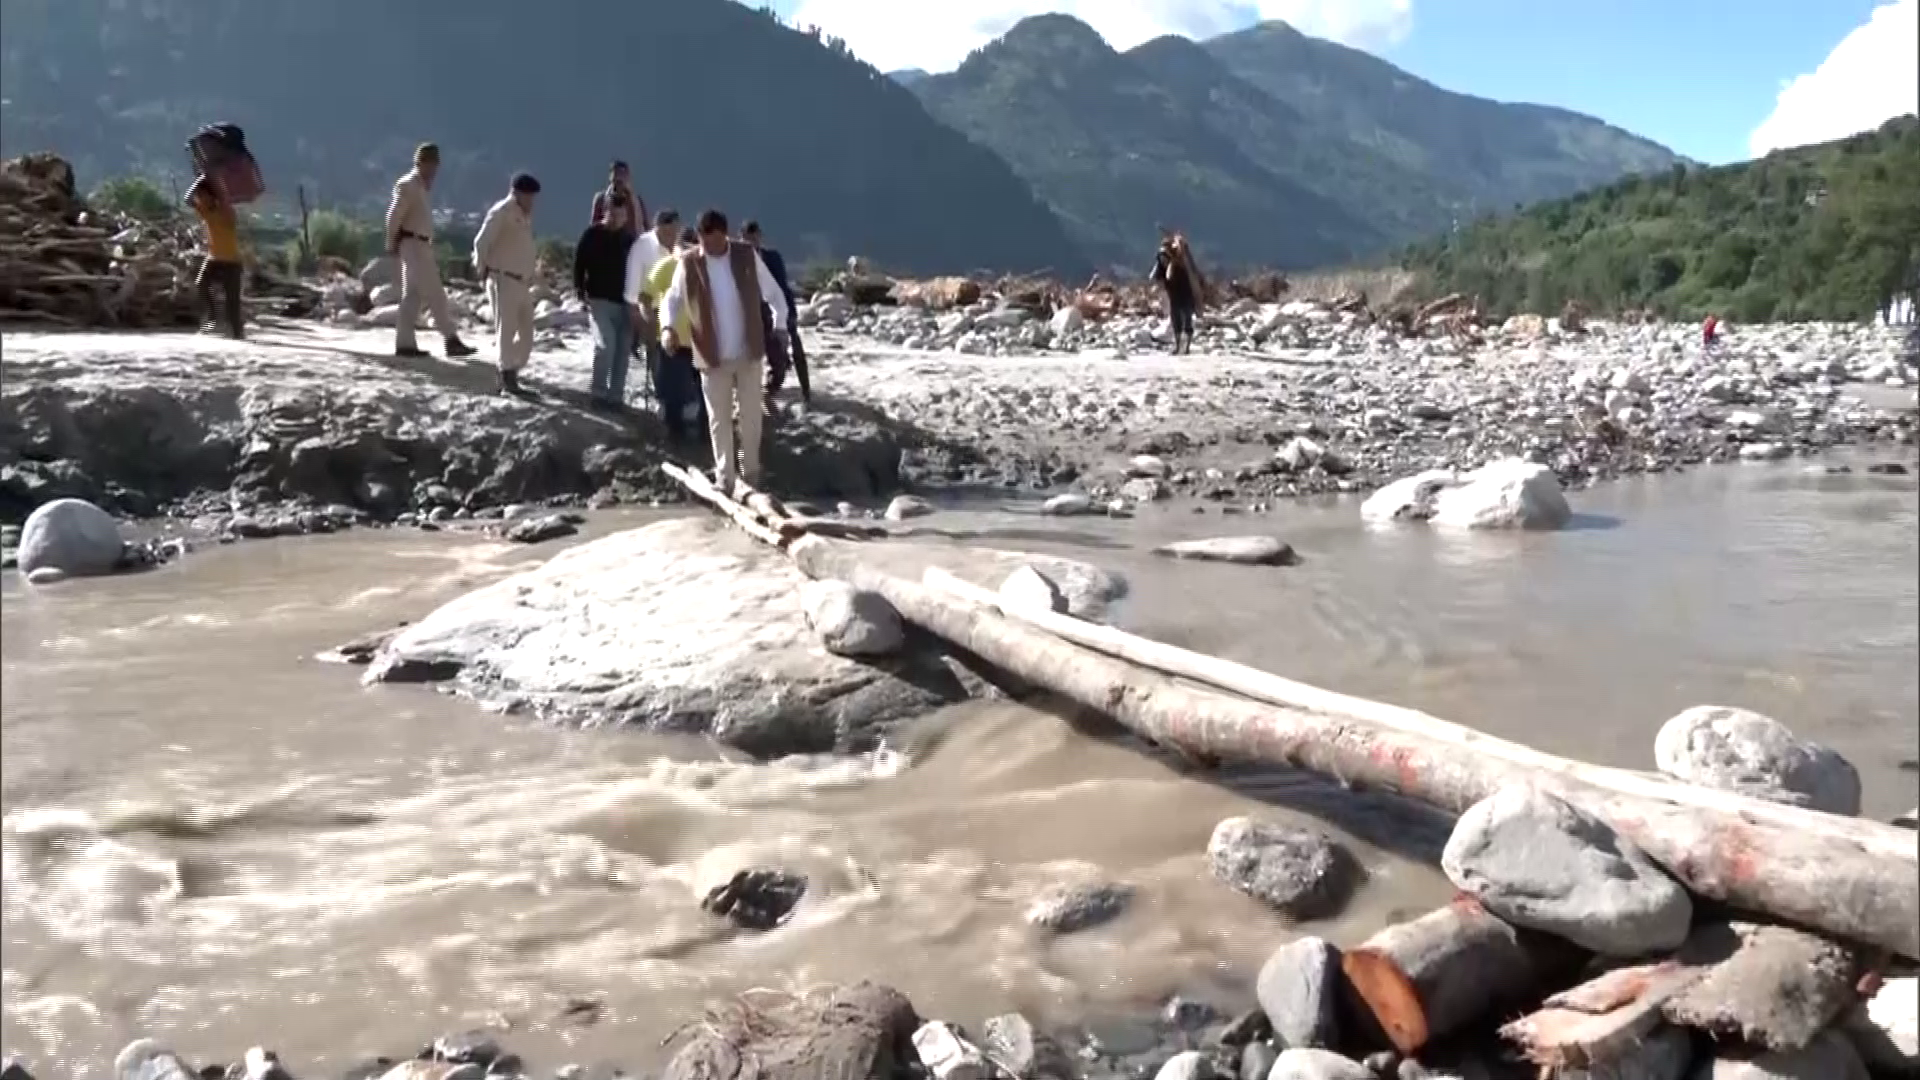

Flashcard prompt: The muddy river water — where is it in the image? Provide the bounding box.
[3,459,1916,1076]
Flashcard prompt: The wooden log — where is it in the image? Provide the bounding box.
[665,476,1920,959]
[1661,922,1869,1052]
[920,567,1911,862]
[1500,961,1705,1069]
[1341,896,1580,1054]
[660,462,787,548]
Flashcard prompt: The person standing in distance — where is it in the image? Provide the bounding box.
[385,143,476,359]
[573,197,637,410]
[658,208,790,496]
[741,220,809,417]
[471,172,541,396]
[185,174,245,339]
[590,160,647,241]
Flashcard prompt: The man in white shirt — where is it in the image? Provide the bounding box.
[658,208,789,495]
[471,172,541,395]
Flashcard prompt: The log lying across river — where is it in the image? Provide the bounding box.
[660,464,1920,962]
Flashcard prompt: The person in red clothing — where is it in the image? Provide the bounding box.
[1702,314,1721,347]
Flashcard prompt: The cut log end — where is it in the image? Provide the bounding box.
[1340,947,1430,1053]
[1342,896,1576,1056]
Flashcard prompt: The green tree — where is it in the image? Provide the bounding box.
[91,176,175,221]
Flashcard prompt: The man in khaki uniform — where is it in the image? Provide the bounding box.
[385,142,475,360]
[658,208,789,496]
[471,172,541,396]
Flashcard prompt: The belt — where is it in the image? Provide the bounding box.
[487,268,526,282]
[398,230,430,243]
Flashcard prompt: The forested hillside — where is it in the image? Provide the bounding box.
[1403,116,1920,321]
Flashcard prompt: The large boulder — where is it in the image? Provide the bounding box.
[18,497,126,579]
[362,517,1122,756]
[1429,457,1571,530]
[1441,786,1692,956]
[1653,705,1862,816]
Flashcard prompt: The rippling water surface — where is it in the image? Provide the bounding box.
[3,458,1915,1075]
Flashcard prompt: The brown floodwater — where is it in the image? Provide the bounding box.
[3,458,1916,1076]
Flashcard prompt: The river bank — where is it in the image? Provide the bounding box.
[1,302,1913,552]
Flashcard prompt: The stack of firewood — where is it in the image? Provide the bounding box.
[0,153,210,328]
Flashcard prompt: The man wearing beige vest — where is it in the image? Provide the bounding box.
[658,208,789,496]
[472,172,542,396]
[384,142,476,360]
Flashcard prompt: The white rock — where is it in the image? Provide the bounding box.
[1266,1047,1372,1080]
[1000,565,1068,613]
[885,494,936,521]
[1041,493,1094,516]
[368,282,399,306]
[1049,306,1085,336]
[1429,457,1571,530]
[18,497,125,579]
[913,1021,989,1080]
[1653,705,1861,816]
[1360,468,1458,523]
[1127,454,1170,478]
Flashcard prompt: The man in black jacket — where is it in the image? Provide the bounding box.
[573,199,637,410]
[743,220,810,417]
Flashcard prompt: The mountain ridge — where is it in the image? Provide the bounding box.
[911,13,1683,271]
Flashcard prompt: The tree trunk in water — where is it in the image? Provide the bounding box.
[900,564,1919,960]
[779,538,1920,960]
[1340,896,1582,1054]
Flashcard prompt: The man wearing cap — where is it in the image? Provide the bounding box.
[386,143,476,360]
[472,172,541,395]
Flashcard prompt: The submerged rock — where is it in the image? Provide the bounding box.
[1205,817,1357,920]
[1025,879,1134,934]
[1653,705,1862,816]
[1359,469,1457,523]
[1151,536,1298,566]
[702,868,808,930]
[1442,785,1691,956]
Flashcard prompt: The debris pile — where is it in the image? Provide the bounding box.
[0,153,206,328]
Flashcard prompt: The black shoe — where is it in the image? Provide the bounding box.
[444,338,478,359]
[499,369,523,396]
[395,344,430,358]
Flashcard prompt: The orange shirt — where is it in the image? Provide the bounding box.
[193,189,241,262]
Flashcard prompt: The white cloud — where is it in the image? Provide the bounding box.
[785,0,1412,75]
[1748,0,1918,158]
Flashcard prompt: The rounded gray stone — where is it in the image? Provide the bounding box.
[1255,935,1341,1049]
[19,497,124,578]
[1207,817,1356,920]
[1266,1047,1373,1080]
[1442,785,1692,956]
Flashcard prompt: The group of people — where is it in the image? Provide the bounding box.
[382,145,812,497]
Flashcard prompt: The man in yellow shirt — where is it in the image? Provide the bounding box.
[186,175,245,339]
[641,238,707,447]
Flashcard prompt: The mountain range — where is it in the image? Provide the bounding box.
[0,0,1683,276]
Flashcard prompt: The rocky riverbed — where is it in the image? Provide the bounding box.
[4,292,1913,557]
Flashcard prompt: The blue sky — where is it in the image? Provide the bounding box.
[769,0,1919,164]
